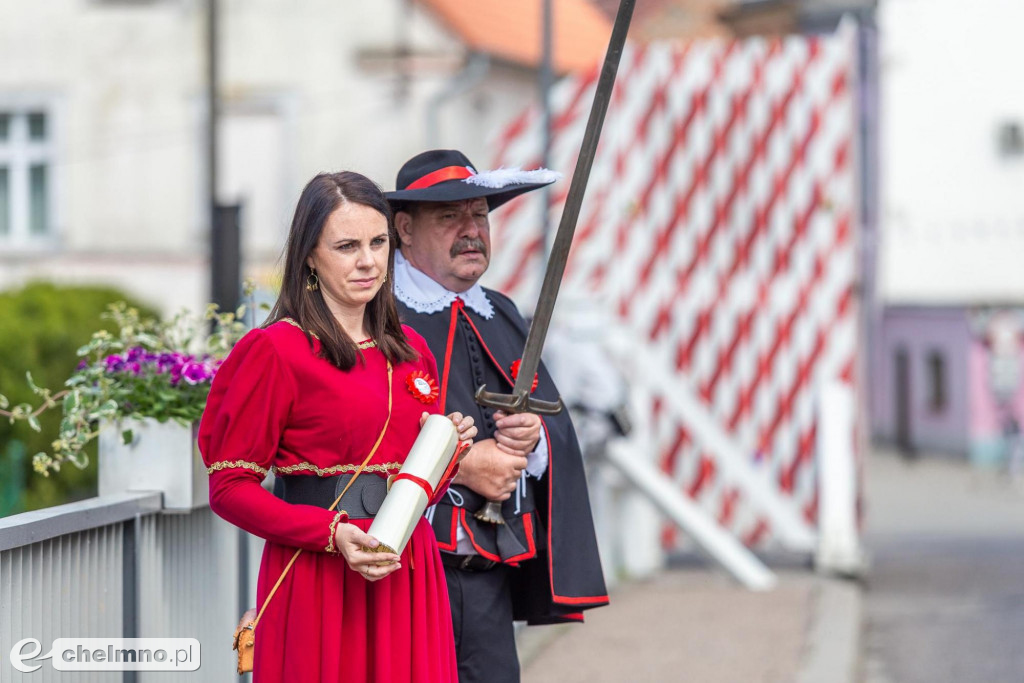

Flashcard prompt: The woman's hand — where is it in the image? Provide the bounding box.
[332,522,401,582]
[420,411,477,460]
[448,411,477,461]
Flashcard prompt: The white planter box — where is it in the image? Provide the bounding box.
[98,418,208,512]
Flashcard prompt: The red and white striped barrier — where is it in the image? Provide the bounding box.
[484,28,859,550]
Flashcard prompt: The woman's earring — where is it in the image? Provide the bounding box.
[382,272,388,284]
[306,270,319,292]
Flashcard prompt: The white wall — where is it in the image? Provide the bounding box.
[0,0,540,314]
[0,0,201,255]
[879,0,1024,303]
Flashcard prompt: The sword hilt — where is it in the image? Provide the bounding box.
[475,384,564,416]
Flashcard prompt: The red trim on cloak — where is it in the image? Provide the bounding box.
[459,508,502,562]
[503,511,538,563]
[542,412,610,607]
[554,594,611,606]
[436,508,459,552]
[439,298,465,409]
[455,307,516,386]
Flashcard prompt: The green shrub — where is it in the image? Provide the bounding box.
[0,282,156,515]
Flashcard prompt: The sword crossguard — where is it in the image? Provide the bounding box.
[475,384,564,416]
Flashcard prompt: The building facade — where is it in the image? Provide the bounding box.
[0,0,608,314]
[874,0,1024,462]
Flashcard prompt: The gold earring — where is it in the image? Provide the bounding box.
[382,272,388,283]
[306,270,319,292]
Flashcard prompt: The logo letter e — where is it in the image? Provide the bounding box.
[10,638,44,673]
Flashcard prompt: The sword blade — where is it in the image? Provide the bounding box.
[508,0,636,401]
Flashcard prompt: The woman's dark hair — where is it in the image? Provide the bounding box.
[266,171,417,369]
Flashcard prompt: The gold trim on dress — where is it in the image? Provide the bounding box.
[207,460,270,476]
[326,510,346,554]
[273,462,402,477]
[280,317,317,338]
[279,318,376,349]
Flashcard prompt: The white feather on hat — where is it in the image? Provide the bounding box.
[463,167,563,189]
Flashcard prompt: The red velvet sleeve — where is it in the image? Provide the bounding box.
[198,329,339,553]
[405,327,459,506]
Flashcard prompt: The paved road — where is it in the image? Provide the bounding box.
[860,451,1024,683]
[520,569,817,683]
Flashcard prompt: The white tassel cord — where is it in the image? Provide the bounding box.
[462,167,563,189]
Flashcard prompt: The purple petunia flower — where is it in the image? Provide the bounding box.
[94,342,219,389]
[181,361,209,386]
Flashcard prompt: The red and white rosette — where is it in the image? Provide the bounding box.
[406,370,439,404]
[366,414,465,556]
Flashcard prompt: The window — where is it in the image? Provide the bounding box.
[0,167,9,236]
[997,121,1024,158]
[927,350,947,414]
[0,109,54,243]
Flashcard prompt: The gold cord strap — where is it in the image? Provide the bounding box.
[250,360,393,631]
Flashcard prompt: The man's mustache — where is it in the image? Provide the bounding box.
[450,238,488,258]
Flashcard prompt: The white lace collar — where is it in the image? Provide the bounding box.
[394,250,494,319]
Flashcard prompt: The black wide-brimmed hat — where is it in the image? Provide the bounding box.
[385,149,561,211]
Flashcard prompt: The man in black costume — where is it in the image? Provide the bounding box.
[387,149,608,683]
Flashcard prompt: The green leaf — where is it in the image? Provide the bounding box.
[27,415,41,432]
[121,429,134,445]
[25,371,41,394]
[0,393,8,409]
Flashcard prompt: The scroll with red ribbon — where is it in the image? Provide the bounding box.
[366,414,464,556]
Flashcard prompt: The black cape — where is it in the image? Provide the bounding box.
[399,289,608,623]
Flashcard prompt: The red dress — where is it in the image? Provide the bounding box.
[198,320,458,683]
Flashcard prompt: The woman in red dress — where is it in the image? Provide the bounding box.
[199,171,474,682]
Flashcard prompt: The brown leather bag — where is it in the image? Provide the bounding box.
[232,608,257,674]
[229,361,394,675]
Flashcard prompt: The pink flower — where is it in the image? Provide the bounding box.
[181,361,209,385]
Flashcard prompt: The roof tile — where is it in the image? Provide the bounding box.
[419,0,613,73]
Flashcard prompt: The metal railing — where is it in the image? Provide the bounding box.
[0,493,259,682]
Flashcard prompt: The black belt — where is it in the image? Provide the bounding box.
[440,553,499,572]
[273,473,388,519]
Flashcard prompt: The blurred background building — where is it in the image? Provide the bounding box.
[0,0,610,313]
[871,0,1024,466]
